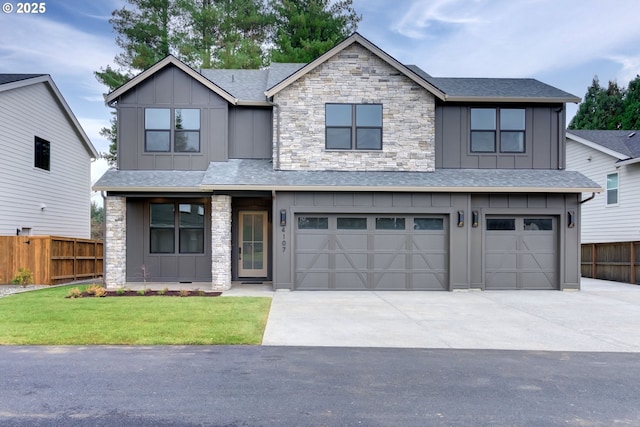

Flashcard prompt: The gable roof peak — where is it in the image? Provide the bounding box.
[265,32,446,100]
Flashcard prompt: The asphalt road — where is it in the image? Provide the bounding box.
[1,346,639,426]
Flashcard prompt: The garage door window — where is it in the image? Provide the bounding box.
[298,217,328,229]
[376,217,405,230]
[414,218,444,230]
[524,218,553,231]
[486,218,516,230]
[337,217,367,230]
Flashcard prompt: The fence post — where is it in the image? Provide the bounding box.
[631,242,636,284]
[591,243,596,279]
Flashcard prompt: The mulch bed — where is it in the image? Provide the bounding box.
[67,289,222,298]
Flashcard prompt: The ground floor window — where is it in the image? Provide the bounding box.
[150,202,204,254]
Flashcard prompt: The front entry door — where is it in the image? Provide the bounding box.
[238,211,268,277]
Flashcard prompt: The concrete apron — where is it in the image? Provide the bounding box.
[262,278,640,352]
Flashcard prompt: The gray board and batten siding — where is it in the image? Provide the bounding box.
[116,65,228,171]
[273,191,581,291]
[228,106,273,159]
[435,104,567,169]
[125,197,213,283]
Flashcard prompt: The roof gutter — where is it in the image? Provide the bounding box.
[616,157,640,166]
[197,184,602,193]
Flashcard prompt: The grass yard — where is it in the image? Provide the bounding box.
[0,286,271,345]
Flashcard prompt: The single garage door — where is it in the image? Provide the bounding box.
[295,214,448,290]
[485,216,557,290]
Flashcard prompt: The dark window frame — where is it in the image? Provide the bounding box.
[470,108,526,154]
[34,136,50,171]
[145,108,201,153]
[325,103,383,150]
[150,202,205,254]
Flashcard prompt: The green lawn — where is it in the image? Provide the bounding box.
[0,286,271,345]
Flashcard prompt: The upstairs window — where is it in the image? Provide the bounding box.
[606,172,618,205]
[471,108,525,153]
[326,104,382,150]
[145,108,200,153]
[34,136,50,171]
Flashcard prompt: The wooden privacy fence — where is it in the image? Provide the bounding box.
[581,242,640,284]
[0,236,103,285]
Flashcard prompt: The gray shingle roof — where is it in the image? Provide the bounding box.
[199,63,305,102]
[92,160,602,193]
[93,169,206,191]
[406,65,579,101]
[0,74,46,85]
[199,69,269,102]
[567,130,640,159]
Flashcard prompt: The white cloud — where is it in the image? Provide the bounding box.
[0,14,117,76]
[389,0,640,79]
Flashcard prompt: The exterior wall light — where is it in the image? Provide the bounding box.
[567,210,575,228]
[457,210,464,227]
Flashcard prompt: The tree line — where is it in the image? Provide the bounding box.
[96,0,361,164]
[569,74,640,130]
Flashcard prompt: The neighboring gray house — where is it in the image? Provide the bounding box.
[566,130,640,243]
[0,74,98,238]
[94,33,600,291]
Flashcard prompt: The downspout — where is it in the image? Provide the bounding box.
[267,98,281,170]
[556,106,565,169]
[579,192,596,204]
[101,191,107,285]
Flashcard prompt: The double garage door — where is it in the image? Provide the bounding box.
[294,214,449,290]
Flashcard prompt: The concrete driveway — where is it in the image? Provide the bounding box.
[261,278,640,352]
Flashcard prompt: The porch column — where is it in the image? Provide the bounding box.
[211,195,232,291]
[105,196,126,288]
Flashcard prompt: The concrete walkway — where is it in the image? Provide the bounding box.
[261,278,640,352]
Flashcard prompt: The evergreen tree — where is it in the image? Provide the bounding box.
[269,0,361,63]
[621,75,640,129]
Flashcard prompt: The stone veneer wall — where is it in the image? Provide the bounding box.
[211,195,232,291]
[274,42,436,172]
[105,196,126,288]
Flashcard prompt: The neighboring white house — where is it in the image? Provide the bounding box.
[0,74,98,238]
[566,130,640,243]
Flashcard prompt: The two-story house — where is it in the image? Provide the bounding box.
[94,33,601,291]
[0,74,98,238]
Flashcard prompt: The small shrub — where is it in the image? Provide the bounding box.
[179,289,190,297]
[198,289,206,297]
[85,284,104,296]
[137,289,146,296]
[12,268,33,288]
[116,287,125,296]
[156,288,166,296]
[68,288,83,298]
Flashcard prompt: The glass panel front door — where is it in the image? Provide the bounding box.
[238,211,268,277]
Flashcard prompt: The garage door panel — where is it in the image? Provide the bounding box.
[336,234,367,250]
[520,272,555,289]
[296,272,330,289]
[335,272,368,289]
[413,272,448,290]
[375,272,407,289]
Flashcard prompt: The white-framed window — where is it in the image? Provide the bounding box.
[606,172,619,206]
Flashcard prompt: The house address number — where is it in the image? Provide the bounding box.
[282,227,286,252]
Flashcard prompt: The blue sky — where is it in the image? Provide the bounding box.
[1,0,640,192]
